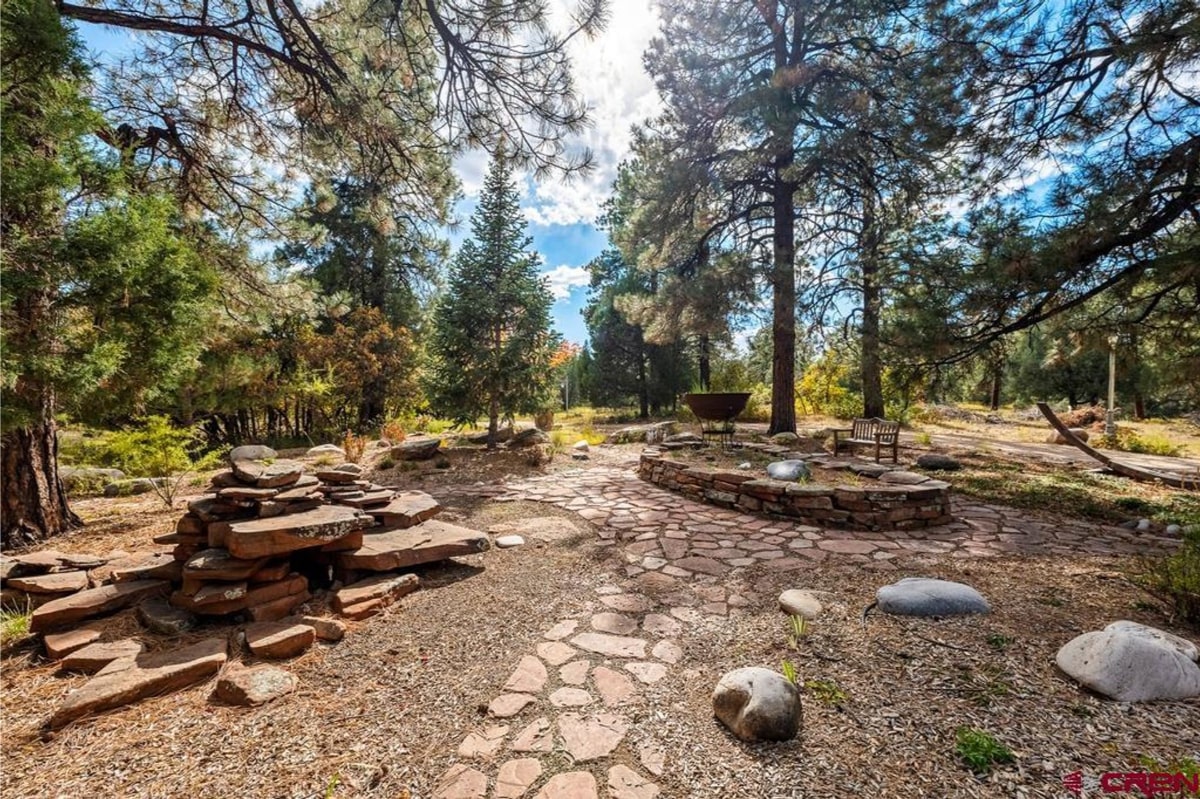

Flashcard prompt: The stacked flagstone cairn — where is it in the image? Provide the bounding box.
[165,444,489,621]
[1,443,490,728]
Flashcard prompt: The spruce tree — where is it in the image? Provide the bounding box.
[427,153,559,448]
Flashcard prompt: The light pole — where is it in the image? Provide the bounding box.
[1105,334,1118,438]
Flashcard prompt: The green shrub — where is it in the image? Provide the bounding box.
[955,727,1014,773]
[1140,523,1200,626]
[376,456,396,470]
[1101,430,1182,457]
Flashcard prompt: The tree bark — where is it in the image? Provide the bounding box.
[487,396,500,450]
[990,369,1003,411]
[698,334,711,392]
[859,158,885,419]
[1,412,82,551]
[767,16,796,435]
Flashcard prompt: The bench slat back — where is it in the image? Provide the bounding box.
[851,417,899,440]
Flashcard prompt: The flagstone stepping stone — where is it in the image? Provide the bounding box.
[625,662,667,684]
[495,758,543,799]
[560,660,591,685]
[432,764,488,799]
[488,693,536,718]
[875,577,990,617]
[217,506,371,560]
[668,607,703,624]
[570,633,646,659]
[8,570,88,595]
[232,458,305,488]
[504,655,548,693]
[608,765,661,799]
[50,637,227,729]
[333,573,420,613]
[713,666,802,742]
[31,579,170,632]
[495,535,525,549]
[214,663,297,706]
[600,594,652,613]
[393,438,442,461]
[592,666,635,706]
[766,460,811,481]
[558,712,628,762]
[544,620,578,640]
[533,772,598,799]
[650,640,682,665]
[61,639,145,674]
[641,614,681,637]
[778,589,823,619]
[1056,621,1200,702]
[671,557,726,576]
[535,641,577,666]
[336,520,489,572]
[366,491,442,528]
[877,470,929,485]
[510,717,554,752]
[549,687,594,707]
[44,626,103,660]
[457,724,509,759]
[245,621,316,659]
[638,742,665,776]
[591,612,638,635]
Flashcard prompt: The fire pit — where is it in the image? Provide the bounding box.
[682,392,752,446]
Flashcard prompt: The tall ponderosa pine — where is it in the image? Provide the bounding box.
[426,154,559,447]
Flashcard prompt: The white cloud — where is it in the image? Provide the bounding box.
[542,264,591,301]
[453,0,664,227]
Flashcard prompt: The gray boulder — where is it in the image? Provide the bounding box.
[61,467,125,492]
[915,453,961,472]
[875,577,990,617]
[770,432,800,445]
[1056,621,1200,702]
[766,460,810,482]
[229,444,277,463]
[778,589,822,619]
[393,438,442,460]
[507,428,550,448]
[712,667,802,742]
[306,444,345,458]
[103,477,167,497]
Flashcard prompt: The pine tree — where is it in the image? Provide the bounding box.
[426,153,559,448]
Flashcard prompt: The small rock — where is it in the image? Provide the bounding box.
[1136,518,1152,531]
[1056,621,1200,701]
[712,666,802,741]
[737,461,752,470]
[495,535,525,549]
[766,460,810,481]
[875,577,990,617]
[214,662,297,706]
[1166,524,1182,536]
[573,440,590,452]
[778,589,823,619]
[295,615,346,642]
[915,453,961,471]
[244,621,316,659]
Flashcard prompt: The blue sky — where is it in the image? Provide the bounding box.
[75,0,664,347]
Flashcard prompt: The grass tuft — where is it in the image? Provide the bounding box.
[955,727,1014,773]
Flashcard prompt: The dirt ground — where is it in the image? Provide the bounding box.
[2,432,1198,798]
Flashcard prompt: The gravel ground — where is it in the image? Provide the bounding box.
[2,442,1198,798]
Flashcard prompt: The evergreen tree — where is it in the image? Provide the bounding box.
[426,153,559,447]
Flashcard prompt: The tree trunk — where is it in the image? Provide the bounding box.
[859,159,885,419]
[989,369,1002,411]
[487,396,500,450]
[698,334,711,392]
[768,166,797,434]
[2,412,82,551]
[636,328,650,419]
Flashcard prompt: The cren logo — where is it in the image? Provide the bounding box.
[1063,771,1084,794]
[1064,771,1200,797]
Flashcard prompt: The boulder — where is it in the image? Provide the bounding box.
[136,597,197,635]
[306,444,345,458]
[875,577,990,617]
[50,638,227,729]
[778,589,823,619]
[245,621,316,659]
[915,453,962,471]
[609,422,679,445]
[507,428,549,448]
[1047,428,1090,445]
[336,520,490,572]
[664,432,704,445]
[214,663,297,706]
[30,580,171,632]
[392,437,442,461]
[766,460,811,482]
[1055,621,1200,702]
[213,505,372,560]
[103,478,166,497]
[468,425,517,445]
[366,491,442,528]
[61,467,125,492]
[229,444,277,462]
[712,667,802,742]
[770,432,800,445]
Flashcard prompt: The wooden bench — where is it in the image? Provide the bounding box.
[830,418,900,463]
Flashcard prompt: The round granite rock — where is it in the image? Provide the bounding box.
[766,460,811,482]
[1056,621,1200,702]
[712,667,802,742]
[875,577,990,617]
[915,453,962,471]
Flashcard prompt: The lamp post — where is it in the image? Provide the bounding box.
[1105,334,1118,438]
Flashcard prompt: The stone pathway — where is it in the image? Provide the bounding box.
[430,463,1178,797]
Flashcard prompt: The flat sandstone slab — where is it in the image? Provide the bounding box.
[333,573,420,612]
[50,638,227,729]
[366,491,443,527]
[31,580,170,632]
[336,520,489,572]
[215,506,371,559]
